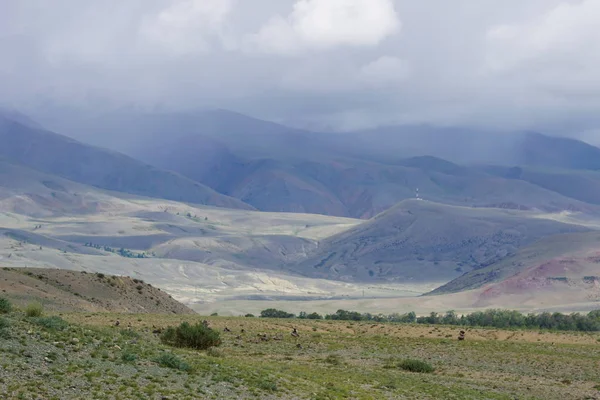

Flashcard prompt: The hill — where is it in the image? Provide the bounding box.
[294,200,589,283]
[0,114,251,210]
[431,231,600,299]
[0,267,194,313]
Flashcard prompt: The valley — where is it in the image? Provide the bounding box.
[2,109,600,316]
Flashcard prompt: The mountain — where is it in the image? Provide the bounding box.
[292,200,589,283]
[42,109,600,218]
[147,152,599,218]
[484,165,600,206]
[0,114,251,210]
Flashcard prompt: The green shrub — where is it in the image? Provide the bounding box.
[30,316,69,331]
[154,353,190,371]
[160,322,221,350]
[245,313,255,318]
[121,352,137,363]
[25,302,43,317]
[397,359,435,373]
[260,308,295,319]
[257,377,278,392]
[0,317,10,330]
[0,298,12,314]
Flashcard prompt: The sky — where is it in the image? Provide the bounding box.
[1,0,600,137]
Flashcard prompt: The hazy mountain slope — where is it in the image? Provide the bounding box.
[484,165,600,206]
[45,109,600,218]
[0,115,251,210]
[430,231,600,295]
[127,136,600,218]
[294,200,589,283]
[517,132,600,170]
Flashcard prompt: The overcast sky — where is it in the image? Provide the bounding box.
[1,0,600,137]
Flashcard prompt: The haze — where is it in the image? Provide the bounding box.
[1,0,600,140]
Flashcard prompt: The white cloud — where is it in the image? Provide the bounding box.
[139,0,234,55]
[485,0,600,90]
[246,0,400,55]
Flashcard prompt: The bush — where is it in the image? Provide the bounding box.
[154,353,190,371]
[0,298,12,314]
[30,316,69,331]
[160,322,221,350]
[245,313,255,318]
[260,308,295,319]
[121,352,137,363]
[25,302,43,317]
[397,359,435,373]
[0,317,10,330]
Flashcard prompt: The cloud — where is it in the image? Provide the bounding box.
[2,0,600,139]
[246,0,400,55]
[359,56,410,86]
[139,0,234,55]
[485,0,600,95]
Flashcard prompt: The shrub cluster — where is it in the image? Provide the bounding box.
[160,322,221,350]
[30,316,69,331]
[0,298,12,314]
[154,353,190,371]
[397,359,435,373]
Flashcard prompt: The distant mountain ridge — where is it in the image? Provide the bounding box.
[40,109,600,219]
[0,114,252,210]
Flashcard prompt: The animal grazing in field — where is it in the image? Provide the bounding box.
[458,330,465,341]
[291,328,299,338]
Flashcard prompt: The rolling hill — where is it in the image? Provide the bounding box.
[431,231,600,296]
[0,114,251,210]
[0,267,194,313]
[293,200,590,283]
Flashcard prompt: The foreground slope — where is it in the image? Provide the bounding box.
[0,114,251,210]
[0,313,598,399]
[0,267,194,313]
[296,200,589,283]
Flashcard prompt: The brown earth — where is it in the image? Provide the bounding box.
[0,267,195,314]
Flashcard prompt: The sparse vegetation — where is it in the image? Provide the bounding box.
[0,312,597,399]
[29,316,69,331]
[85,242,148,258]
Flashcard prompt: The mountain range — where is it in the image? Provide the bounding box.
[2,107,600,312]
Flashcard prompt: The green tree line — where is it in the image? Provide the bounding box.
[258,308,600,332]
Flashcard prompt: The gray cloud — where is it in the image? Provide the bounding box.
[1,0,599,139]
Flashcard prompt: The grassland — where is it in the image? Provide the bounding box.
[1,309,599,399]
